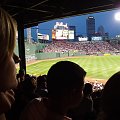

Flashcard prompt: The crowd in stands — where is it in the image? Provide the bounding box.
[109,40,120,50]
[41,40,120,55]
[6,70,48,120]
[87,81,104,92]
[4,68,105,120]
[5,67,118,120]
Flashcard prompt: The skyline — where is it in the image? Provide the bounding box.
[28,8,120,41]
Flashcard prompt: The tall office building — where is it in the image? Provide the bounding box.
[97,25,105,36]
[86,16,95,40]
[31,26,39,42]
[27,27,32,43]
[69,26,76,41]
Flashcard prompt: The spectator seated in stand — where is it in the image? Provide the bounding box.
[20,61,86,120]
[35,75,48,98]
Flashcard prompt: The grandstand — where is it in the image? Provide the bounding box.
[15,40,120,62]
[35,40,120,59]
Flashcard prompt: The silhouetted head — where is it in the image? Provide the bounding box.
[47,61,86,108]
[101,71,120,120]
[23,76,37,93]
[37,75,47,89]
[83,83,93,96]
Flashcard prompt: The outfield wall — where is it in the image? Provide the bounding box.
[14,42,47,62]
[35,51,85,60]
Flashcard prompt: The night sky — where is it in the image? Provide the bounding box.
[25,8,120,41]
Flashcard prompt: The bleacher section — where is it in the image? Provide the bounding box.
[14,40,120,61]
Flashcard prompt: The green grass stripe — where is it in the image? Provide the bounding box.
[25,55,120,81]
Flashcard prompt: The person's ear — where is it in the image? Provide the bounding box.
[13,53,20,64]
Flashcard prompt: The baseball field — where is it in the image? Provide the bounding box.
[25,55,120,84]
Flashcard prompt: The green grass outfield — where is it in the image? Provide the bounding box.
[26,55,120,83]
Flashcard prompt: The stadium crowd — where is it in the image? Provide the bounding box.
[41,40,120,55]
[5,67,120,120]
[1,7,120,120]
[4,69,105,120]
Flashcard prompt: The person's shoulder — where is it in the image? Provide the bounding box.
[20,97,46,120]
[25,97,44,111]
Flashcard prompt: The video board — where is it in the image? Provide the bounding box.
[52,22,75,40]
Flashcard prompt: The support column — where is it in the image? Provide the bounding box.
[18,23,26,73]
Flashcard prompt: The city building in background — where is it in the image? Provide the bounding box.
[31,26,39,42]
[86,16,95,40]
[27,28,32,43]
[104,32,109,40]
[116,34,120,40]
[69,26,76,41]
[97,25,105,36]
[95,25,109,40]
